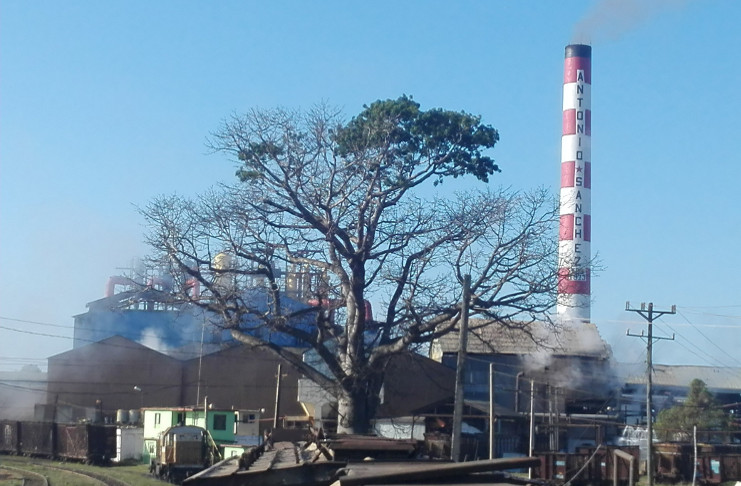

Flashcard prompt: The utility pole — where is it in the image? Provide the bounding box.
[528,379,535,480]
[451,274,471,462]
[626,301,675,486]
[489,362,495,460]
[204,395,209,429]
[273,363,282,429]
[692,424,698,486]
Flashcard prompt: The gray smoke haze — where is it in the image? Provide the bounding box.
[572,0,693,44]
[0,366,47,420]
[519,321,614,389]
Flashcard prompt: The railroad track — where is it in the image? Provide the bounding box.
[0,458,134,486]
[41,462,133,486]
[0,463,49,486]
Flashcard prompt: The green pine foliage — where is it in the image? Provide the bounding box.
[335,96,500,185]
[654,379,732,442]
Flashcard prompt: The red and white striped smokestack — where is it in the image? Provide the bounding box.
[557,44,591,324]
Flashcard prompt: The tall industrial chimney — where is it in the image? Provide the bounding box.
[557,44,591,323]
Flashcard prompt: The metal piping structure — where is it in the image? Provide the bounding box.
[557,44,592,323]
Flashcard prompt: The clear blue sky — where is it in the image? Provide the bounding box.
[2,0,740,372]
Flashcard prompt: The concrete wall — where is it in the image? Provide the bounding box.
[181,345,305,418]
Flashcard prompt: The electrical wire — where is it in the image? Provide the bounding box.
[0,316,75,328]
[675,310,741,367]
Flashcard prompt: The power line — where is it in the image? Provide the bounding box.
[0,324,73,340]
[0,316,74,328]
[647,307,741,372]
[675,310,741,368]
[597,318,741,329]
[653,321,741,373]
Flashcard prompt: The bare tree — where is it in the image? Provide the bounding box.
[141,96,560,433]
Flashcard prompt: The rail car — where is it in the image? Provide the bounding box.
[532,444,741,485]
[532,446,641,486]
[0,420,116,464]
[149,424,221,484]
[655,442,741,484]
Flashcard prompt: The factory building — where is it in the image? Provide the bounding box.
[44,336,308,424]
[617,363,741,427]
[73,275,318,358]
[43,333,456,441]
[431,319,619,454]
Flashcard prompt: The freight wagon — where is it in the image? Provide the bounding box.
[532,443,741,485]
[655,442,741,484]
[56,423,117,463]
[0,420,20,455]
[0,420,116,464]
[532,446,640,486]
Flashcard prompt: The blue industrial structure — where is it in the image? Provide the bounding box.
[73,277,319,357]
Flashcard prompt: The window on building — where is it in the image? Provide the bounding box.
[213,414,227,430]
[154,413,161,425]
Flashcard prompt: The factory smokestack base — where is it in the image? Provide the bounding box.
[557,44,591,323]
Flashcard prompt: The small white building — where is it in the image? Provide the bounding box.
[114,427,144,463]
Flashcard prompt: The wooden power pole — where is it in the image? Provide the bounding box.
[451,274,471,462]
[626,301,675,486]
[489,362,495,460]
[273,363,282,429]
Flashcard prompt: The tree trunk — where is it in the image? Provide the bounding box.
[337,390,369,434]
[336,374,383,435]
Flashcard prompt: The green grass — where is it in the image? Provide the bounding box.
[0,455,166,485]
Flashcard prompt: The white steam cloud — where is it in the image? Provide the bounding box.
[139,328,171,354]
[520,321,614,390]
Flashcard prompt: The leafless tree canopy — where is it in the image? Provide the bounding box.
[141,97,560,432]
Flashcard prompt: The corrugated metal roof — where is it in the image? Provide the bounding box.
[335,457,542,486]
[619,363,741,391]
[185,440,541,486]
[434,320,612,359]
